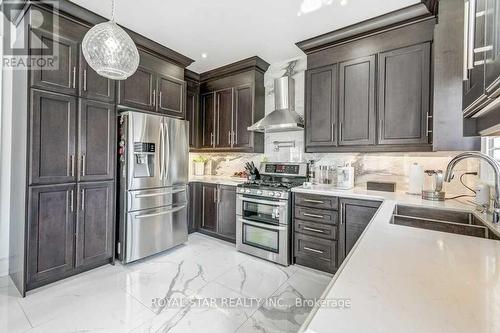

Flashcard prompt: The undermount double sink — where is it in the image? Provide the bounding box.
[392,205,494,239]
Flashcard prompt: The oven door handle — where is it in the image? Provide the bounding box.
[239,196,288,206]
[238,218,287,231]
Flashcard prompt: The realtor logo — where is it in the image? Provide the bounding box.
[2,0,60,70]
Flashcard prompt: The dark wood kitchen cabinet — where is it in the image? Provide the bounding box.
[299,8,435,152]
[27,184,76,289]
[79,50,116,103]
[118,65,156,111]
[190,182,237,242]
[233,84,254,149]
[338,198,381,263]
[78,99,115,182]
[305,65,338,148]
[185,73,200,148]
[339,55,376,146]
[201,183,218,232]
[201,93,216,148]
[30,90,77,185]
[118,51,186,117]
[378,43,431,145]
[192,57,268,153]
[216,89,234,148]
[75,181,114,268]
[485,0,500,96]
[30,28,80,96]
[217,185,237,241]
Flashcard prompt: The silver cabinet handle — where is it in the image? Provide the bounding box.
[474,45,493,53]
[303,246,324,254]
[303,212,324,219]
[463,0,470,80]
[228,131,232,146]
[81,154,86,177]
[152,89,156,107]
[83,69,87,91]
[69,190,74,212]
[303,199,325,204]
[210,132,214,146]
[72,67,76,89]
[426,112,433,137]
[303,226,325,234]
[340,203,344,225]
[339,122,343,141]
[331,123,335,141]
[467,0,476,70]
[159,91,162,108]
[70,155,75,177]
[233,130,237,145]
[135,205,186,219]
[81,189,85,211]
[213,188,217,203]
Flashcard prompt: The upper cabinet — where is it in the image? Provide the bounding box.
[118,50,186,118]
[299,9,435,152]
[462,0,500,135]
[191,57,269,153]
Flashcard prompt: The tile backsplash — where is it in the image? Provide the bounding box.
[189,56,481,196]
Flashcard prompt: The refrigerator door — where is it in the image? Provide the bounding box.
[125,204,188,263]
[127,112,164,191]
[164,118,189,186]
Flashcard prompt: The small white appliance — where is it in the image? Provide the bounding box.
[336,165,355,189]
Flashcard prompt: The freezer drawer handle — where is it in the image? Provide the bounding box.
[303,199,325,204]
[135,188,186,198]
[135,205,186,219]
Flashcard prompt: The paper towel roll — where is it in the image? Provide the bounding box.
[408,163,424,195]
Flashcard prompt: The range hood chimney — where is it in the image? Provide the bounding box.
[248,75,304,133]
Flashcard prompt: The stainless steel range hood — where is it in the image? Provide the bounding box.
[248,76,304,133]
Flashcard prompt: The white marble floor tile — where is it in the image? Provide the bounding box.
[1,233,329,333]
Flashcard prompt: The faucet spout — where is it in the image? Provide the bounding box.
[444,152,500,223]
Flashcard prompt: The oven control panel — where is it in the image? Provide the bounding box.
[236,187,289,200]
[262,163,307,177]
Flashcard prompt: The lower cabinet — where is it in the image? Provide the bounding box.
[27,182,114,291]
[75,181,114,268]
[191,182,237,243]
[293,193,381,274]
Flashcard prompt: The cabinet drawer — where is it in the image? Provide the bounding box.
[295,206,338,224]
[295,219,337,240]
[295,193,338,210]
[294,234,337,273]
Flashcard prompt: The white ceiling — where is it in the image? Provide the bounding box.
[71,0,420,73]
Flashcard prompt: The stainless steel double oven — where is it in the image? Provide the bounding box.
[236,162,307,266]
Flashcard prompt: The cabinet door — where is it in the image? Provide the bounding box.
[305,65,338,148]
[30,29,79,96]
[79,49,116,103]
[30,90,77,185]
[157,74,185,118]
[201,183,218,231]
[78,99,115,182]
[233,84,254,149]
[463,0,487,111]
[186,84,199,148]
[216,89,233,148]
[201,93,216,148]
[339,56,376,146]
[188,183,200,234]
[75,181,114,268]
[27,184,76,288]
[217,186,236,241]
[485,0,500,96]
[378,44,431,145]
[338,198,381,263]
[118,66,155,111]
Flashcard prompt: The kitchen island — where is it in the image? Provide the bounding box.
[294,186,500,333]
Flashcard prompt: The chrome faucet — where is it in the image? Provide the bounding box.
[444,152,500,224]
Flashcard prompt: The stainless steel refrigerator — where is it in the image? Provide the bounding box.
[117,111,189,263]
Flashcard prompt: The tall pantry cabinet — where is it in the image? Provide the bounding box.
[9,6,116,295]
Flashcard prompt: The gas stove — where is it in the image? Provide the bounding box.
[236,162,308,199]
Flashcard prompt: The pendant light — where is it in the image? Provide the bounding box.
[82,0,139,80]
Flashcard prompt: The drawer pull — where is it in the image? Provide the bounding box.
[303,246,324,254]
[303,199,325,204]
[302,226,325,234]
[303,213,324,219]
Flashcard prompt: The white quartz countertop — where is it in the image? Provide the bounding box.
[188,175,246,186]
[295,185,500,333]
